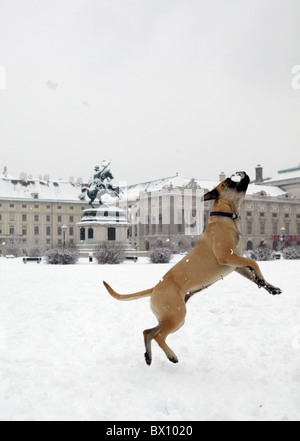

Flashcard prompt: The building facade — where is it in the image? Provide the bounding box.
[0,178,89,256]
[122,174,300,253]
[1,167,300,257]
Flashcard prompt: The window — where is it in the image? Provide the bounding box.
[69,216,74,223]
[145,215,150,235]
[34,226,39,235]
[22,204,27,209]
[46,205,51,209]
[108,227,116,241]
[46,215,51,222]
[34,215,39,222]
[284,213,290,218]
[260,222,265,235]
[247,221,252,235]
[9,226,15,235]
[46,226,51,236]
[58,227,62,236]
[272,213,277,218]
[69,227,74,236]
[247,241,253,251]
[285,223,290,235]
[9,213,14,221]
[57,215,62,223]
[22,214,27,222]
[272,222,278,235]
[151,215,156,235]
[80,228,85,241]
[22,226,27,236]
[159,213,163,234]
[88,228,94,239]
[69,206,74,210]
[34,204,39,209]
[10,204,14,208]
[260,212,265,217]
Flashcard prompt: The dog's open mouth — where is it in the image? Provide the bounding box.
[227,171,250,192]
[231,172,244,183]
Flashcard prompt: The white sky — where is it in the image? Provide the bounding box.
[0,0,299,185]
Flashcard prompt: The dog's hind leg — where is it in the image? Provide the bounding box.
[152,302,187,364]
[143,322,162,366]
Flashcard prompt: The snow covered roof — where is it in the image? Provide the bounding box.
[124,175,287,201]
[0,174,287,203]
[124,176,217,201]
[0,177,83,202]
[263,169,300,184]
[246,183,286,197]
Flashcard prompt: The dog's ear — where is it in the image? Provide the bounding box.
[203,188,219,201]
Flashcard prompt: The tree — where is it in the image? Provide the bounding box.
[149,248,172,264]
[282,245,300,260]
[95,244,125,264]
[253,245,275,261]
[44,248,79,265]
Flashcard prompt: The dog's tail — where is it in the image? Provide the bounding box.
[103,281,154,301]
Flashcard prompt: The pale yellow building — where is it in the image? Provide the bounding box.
[0,177,89,256]
[1,167,300,257]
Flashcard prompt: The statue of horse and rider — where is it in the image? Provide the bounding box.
[79,161,121,208]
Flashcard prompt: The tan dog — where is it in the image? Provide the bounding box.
[103,172,282,365]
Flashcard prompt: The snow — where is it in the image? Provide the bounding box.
[0,175,287,203]
[0,177,83,202]
[265,169,300,184]
[230,173,242,183]
[0,257,300,421]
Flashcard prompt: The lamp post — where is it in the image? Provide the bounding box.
[62,225,67,247]
[280,226,286,251]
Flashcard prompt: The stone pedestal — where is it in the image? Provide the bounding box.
[77,205,137,258]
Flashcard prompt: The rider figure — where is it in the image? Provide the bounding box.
[92,161,111,189]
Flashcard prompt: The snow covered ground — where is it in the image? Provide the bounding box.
[0,256,299,421]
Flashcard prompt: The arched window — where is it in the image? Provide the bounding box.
[247,240,253,251]
[88,228,94,239]
[80,228,85,241]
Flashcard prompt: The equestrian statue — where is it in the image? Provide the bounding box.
[79,161,121,208]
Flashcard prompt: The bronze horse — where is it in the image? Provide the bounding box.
[80,170,120,208]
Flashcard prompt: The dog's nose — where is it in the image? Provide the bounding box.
[236,171,246,178]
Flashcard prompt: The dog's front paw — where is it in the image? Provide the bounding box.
[265,285,282,295]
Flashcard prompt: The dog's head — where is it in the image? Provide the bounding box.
[203,171,250,208]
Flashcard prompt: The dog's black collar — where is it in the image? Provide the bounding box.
[210,211,241,221]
